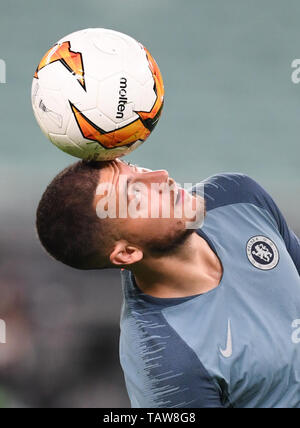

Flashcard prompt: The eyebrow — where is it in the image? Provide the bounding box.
[122,160,143,172]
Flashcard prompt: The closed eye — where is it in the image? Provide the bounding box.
[122,160,142,169]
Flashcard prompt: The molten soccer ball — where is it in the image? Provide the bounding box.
[31,28,164,161]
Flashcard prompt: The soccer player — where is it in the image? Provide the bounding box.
[36,159,300,408]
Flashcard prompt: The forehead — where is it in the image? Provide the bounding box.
[96,159,125,183]
[98,159,149,183]
[92,160,123,209]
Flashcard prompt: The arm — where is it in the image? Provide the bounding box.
[245,176,300,275]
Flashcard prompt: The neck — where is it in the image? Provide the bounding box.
[131,231,223,298]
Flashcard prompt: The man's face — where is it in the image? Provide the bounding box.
[93,159,204,255]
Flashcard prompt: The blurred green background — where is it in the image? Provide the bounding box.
[0,0,299,407]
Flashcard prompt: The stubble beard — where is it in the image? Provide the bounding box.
[143,225,196,258]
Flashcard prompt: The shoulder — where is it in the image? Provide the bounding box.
[190,172,271,213]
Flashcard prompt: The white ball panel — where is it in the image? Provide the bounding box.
[49,133,85,158]
[62,73,98,111]
[32,104,49,139]
[64,29,126,83]
[98,73,141,123]
[123,44,153,86]
[34,87,70,134]
[134,77,157,112]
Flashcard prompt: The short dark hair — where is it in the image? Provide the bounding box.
[36,160,111,269]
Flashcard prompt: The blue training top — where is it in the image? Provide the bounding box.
[119,173,300,408]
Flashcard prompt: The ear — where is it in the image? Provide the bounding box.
[109,240,143,267]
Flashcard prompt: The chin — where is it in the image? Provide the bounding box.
[145,225,194,256]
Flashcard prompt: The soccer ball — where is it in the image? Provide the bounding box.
[31,28,164,161]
